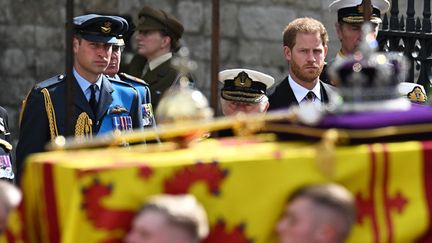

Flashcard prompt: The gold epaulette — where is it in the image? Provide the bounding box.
[41,88,58,141]
[119,72,149,86]
[75,112,93,140]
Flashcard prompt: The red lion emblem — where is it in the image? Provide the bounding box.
[81,165,154,243]
[164,161,229,195]
[81,179,135,229]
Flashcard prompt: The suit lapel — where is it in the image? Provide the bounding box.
[97,77,113,121]
[269,77,337,110]
[320,81,338,104]
[320,82,329,103]
[269,76,299,111]
[276,77,298,107]
[284,78,299,106]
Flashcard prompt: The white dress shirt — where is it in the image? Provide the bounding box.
[148,52,173,71]
[74,68,102,102]
[288,75,322,107]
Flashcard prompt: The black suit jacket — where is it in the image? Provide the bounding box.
[268,76,338,111]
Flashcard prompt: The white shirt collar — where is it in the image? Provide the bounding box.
[288,75,321,103]
[74,68,103,100]
[148,52,173,71]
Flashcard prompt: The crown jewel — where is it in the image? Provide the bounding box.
[329,23,410,112]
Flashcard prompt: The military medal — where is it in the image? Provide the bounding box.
[142,103,154,126]
[112,116,132,131]
[0,155,13,179]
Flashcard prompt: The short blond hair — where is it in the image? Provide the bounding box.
[141,194,209,242]
[288,183,355,243]
[283,17,329,49]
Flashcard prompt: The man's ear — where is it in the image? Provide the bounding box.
[283,46,292,62]
[263,101,270,112]
[72,37,80,53]
[161,35,171,49]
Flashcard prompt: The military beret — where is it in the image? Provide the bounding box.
[219,69,275,103]
[137,6,184,41]
[329,0,390,24]
[74,14,129,44]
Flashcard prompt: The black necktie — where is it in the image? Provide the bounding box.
[89,84,98,114]
[305,91,315,102]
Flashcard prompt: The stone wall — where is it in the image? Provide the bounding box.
[0,0,419,144]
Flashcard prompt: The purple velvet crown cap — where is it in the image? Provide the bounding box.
[333,52,407,101]
[328,24,410,113]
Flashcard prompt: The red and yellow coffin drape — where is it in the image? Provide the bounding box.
[5,137,432,243]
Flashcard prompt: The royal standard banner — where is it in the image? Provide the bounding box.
[4,137,432,243]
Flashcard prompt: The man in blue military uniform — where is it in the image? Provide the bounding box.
[104,33,155,128]
[16,14,142,177]
[0,107,14,181]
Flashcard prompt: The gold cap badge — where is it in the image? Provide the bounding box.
[234,71,252,88]
[101,21,112,34]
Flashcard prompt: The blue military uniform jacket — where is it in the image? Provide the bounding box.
[16,74,142,175]
[112,73,155,128]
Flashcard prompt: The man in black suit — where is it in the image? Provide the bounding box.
[269,17,338,111]
[16,14,142,177]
